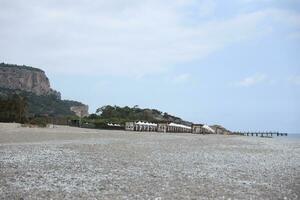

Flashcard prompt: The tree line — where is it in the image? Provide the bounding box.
[0,92,78,126]
[83,105,186,128]
[0,94,27,123]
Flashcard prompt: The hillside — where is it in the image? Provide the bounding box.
[0,87,84,118]
[0,63,87,118]
[89,105,192,126]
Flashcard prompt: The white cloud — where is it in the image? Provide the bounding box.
[235,74,267,87]
[0,1,299,77]
[171,73,191,84]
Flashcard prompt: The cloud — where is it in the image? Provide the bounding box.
[288,76,300,86]
[235,74,267,87]
[170,73,191,84]
[0,1,299,77]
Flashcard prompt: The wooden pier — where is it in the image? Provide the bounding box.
[234,132,288,137]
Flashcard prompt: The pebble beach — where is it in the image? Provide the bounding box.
[0,123,299,199]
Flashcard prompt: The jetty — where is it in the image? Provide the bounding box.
[234,132,288,137]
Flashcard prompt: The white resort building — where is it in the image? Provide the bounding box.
[192,124,215,134]
[123,121,225,135]
[126,121,192,133]
[125,121,158,132]
[125,121,223,135]
[157,123,192,133]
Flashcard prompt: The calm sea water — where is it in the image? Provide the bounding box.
[274,133,300,141]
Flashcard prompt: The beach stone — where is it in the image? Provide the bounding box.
[0,123,299,199]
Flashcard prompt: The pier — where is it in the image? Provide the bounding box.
[234,132,288,137]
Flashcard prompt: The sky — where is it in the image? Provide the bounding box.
[0,0,300,133]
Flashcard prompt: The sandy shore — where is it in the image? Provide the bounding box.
[0,123,299,199]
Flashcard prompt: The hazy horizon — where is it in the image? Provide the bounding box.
[1,0,299,133]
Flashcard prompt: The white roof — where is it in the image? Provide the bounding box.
[107,123,121,127]
[169,122,191,129]
[203,125,215,133]
[136,121,157,126]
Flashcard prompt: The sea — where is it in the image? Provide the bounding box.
[274,133,300,141]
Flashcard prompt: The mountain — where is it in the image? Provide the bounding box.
[0,63,88,118]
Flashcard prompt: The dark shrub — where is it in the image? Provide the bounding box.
[29,117,48,127]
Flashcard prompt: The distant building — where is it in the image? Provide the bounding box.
[192,124,215,134]
[155,122,192,133]
[210,125,231,135]
[125,121,192,133]
[107,123,121,127]
[125,121,212,133]
[125,121,157,132]
[125,122,135,131]
[157,123,168,133]
[192,124,205,134]
[202,124,215,134]
[165,123,192,133]
[125,121,224,134]
[105,123,123,130]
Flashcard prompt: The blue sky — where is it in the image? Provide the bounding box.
[0,0,299,132]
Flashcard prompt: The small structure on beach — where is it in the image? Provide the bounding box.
[157,123,168,133]
[192,124,204,134]
[125,121,157,132]
[107,123,121,127]
[165,123,192,133]
[125,122,135,131]
[203,125,215,134]
[210,125,231,135]
[192,124,215,134]
[125,121,191,133]
[125,121,235,135]
[157,123,192,133]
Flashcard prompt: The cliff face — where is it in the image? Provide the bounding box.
[0,63,60,98]
[70,105,89,117]
[0,63,88,117]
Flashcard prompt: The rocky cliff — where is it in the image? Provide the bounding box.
[71,105,89,117]
[0,63,88,117]
[0,63,60,98]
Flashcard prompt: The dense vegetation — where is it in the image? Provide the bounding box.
[83,105,192,128]
[0,88,83,118]
[0,94,27,123]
